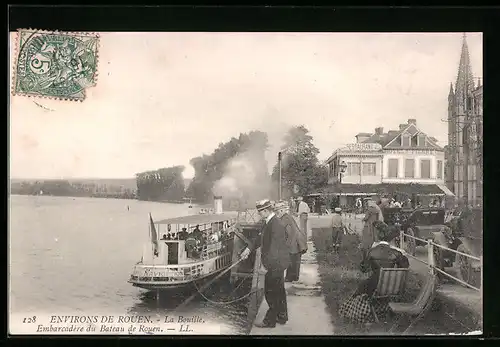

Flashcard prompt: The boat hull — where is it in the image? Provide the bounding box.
[128,265,231,291]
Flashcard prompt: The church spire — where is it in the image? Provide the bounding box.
[454,33,475,114]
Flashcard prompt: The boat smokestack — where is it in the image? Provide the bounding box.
[214,196,223,214]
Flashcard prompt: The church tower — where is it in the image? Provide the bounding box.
[447,34,477,203]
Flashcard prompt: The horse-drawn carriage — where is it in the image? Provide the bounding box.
[382,207,446,255]
[432,207,482,288]
[382,206,483,288]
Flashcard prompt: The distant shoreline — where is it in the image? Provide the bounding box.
[9,194,195,205]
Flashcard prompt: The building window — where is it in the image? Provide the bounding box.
[362,162,376,176]
[347,162,361,176]
[437,160,443,179]
[405,159,415,178]
[420,159,431,179]
[401,134,410,147]
[418,135,426,147]
[388,159,399,178]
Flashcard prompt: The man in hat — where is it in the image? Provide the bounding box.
[240,199,290,328]
[331,207,345,251]
[275,201,307,283]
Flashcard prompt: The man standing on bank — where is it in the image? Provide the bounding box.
[275,201,308,283]
[240,199,290,328]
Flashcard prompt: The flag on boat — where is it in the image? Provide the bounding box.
[149,213,159,256]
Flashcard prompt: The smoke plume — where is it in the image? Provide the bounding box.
[212,142,272,210]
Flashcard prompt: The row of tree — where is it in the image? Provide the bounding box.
[10,180,136,199]
[135,166,186,201]
[184,126,328,204]
[12,127,328,204]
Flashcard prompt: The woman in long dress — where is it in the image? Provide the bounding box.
[339,222,409,324]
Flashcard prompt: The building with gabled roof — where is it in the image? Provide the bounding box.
[322,118,453,207]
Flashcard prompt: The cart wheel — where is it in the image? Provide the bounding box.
[455,244,480,289]
[404,227,417,256]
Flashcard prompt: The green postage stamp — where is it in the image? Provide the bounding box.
[12,29,99,101]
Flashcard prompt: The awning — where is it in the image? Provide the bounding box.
[437,184,455,197]
[311,183,446,197]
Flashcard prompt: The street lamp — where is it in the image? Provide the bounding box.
[278,151,283,201]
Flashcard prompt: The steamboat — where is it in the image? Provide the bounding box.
[128,196,243,291]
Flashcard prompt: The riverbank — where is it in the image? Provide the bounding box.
[312,226,473,335]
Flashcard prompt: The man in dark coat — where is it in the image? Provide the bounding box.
[275,201,308,282]
[240,199,290,328]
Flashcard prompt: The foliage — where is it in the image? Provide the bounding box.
[135,166,185,201]
[271,125,328,198]
[186,130,270,204]
[10,180,136,199]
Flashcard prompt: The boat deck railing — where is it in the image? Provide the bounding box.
[131,236,234,283]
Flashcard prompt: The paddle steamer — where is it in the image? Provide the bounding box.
[129,196,240,290]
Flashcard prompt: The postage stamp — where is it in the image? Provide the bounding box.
[12,29,99,101]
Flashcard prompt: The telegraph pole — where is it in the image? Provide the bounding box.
[278,151,282,201]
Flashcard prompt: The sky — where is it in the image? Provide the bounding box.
[9,32,482,179]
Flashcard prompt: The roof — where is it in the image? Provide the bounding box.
[362,123,441,150]
[155,212,239,225]
[313,183,446,196]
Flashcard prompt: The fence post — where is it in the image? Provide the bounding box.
[427,239,435,275]
[399,229,404,250]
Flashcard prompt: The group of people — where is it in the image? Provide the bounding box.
[239,198,309,328]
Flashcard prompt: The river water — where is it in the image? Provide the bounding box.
[9,195,251,335]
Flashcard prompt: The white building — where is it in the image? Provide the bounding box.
[322,119,453,206]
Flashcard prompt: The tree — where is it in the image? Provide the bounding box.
[186,130,270,204]
[272,125,327,198]
[136,166,185,201]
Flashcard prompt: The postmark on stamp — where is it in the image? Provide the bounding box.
[12,29,100,101]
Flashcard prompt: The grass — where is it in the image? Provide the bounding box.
[312,227,465,335]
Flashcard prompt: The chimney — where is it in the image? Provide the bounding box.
[399,124,407,130]
[355,133,372,143]
[375,127,384,135]
[213,196,223,214]
[407,119,417,125]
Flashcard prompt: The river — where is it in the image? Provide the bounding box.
[9,195,251,335]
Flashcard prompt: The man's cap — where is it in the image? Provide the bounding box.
[256,199,273,211]
[334,207,342,212]
[274,200,289,211]
[297,196,303,201]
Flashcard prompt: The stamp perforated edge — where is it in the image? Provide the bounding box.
[11,29,101,102]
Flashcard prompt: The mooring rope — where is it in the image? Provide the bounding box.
[175,257,245,311]
[192,276,259,305]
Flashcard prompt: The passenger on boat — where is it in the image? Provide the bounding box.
[161,234,168,240]
[166,233,172,240]
[179,228,189,240]
[185,237,199,258]
[210,231,220,242]
[192,225,203,242]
